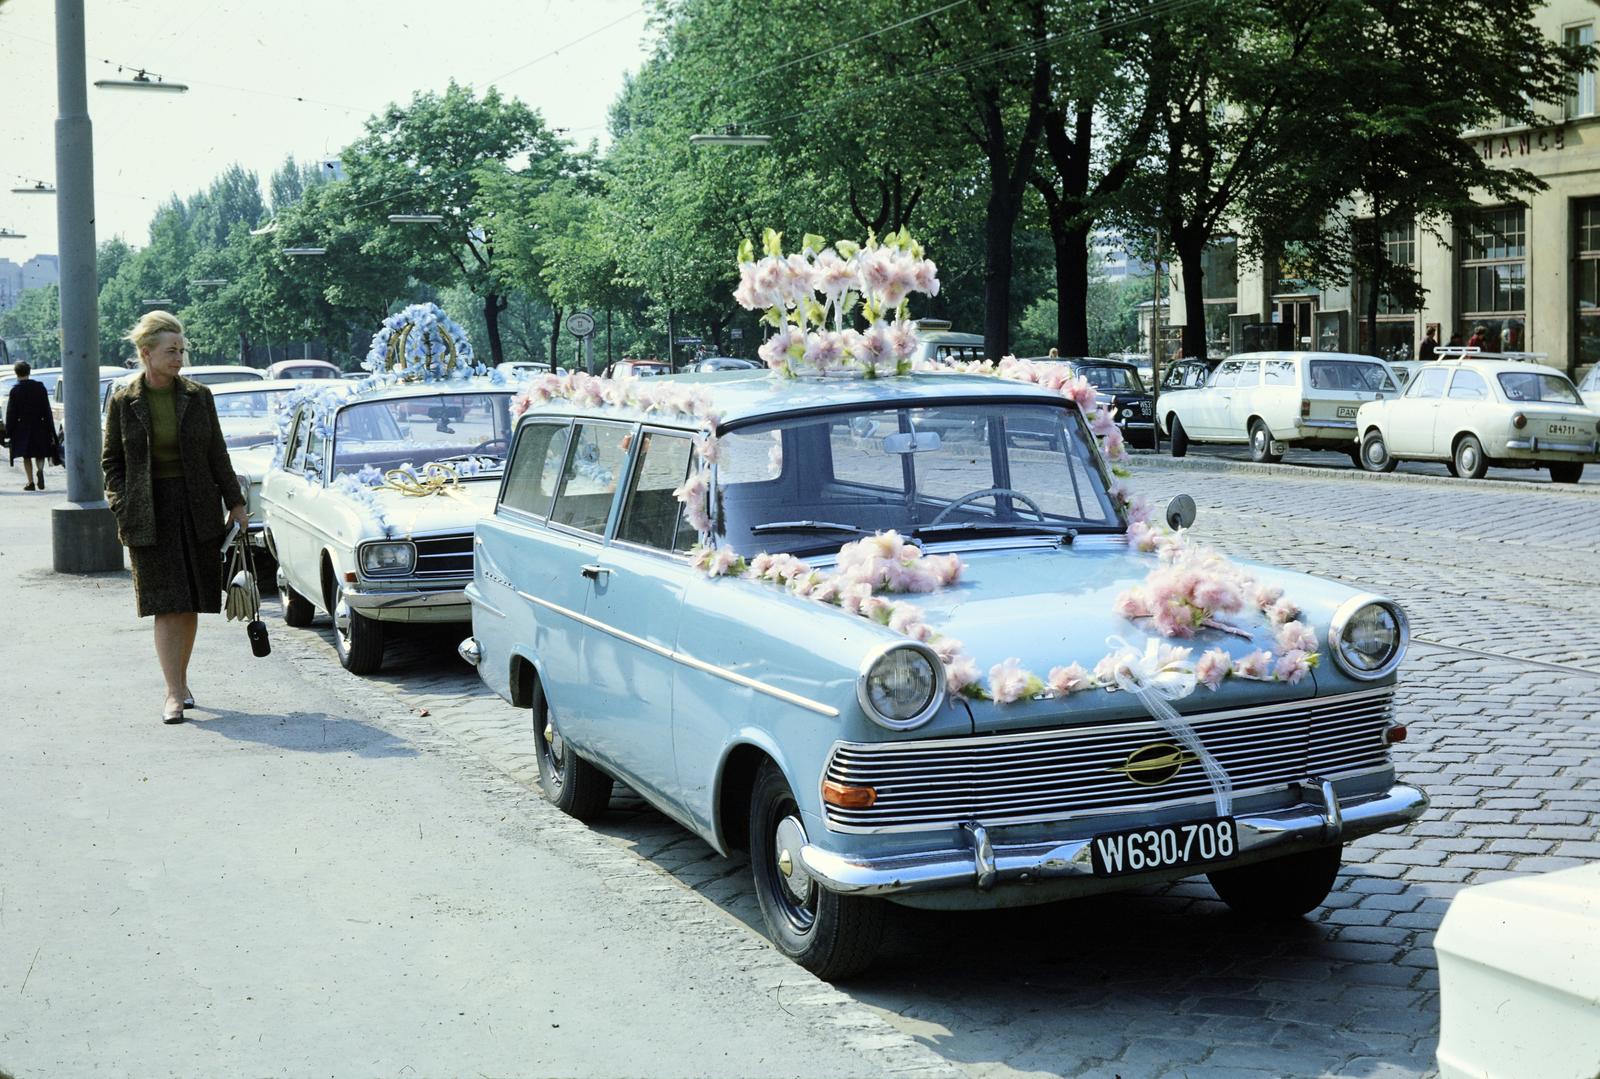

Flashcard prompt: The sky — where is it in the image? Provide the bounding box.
[0,0,655,265]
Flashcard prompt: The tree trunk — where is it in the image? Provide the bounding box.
[483,292,508,366]
[982,181,1017,359]
[1054,219,1092,356]
[548,303,563,368]
[1365,228,1383,356]
[1175,231,1209,361]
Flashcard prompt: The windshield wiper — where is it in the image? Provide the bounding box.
[913,521,1078,541]
[751,520,868,537]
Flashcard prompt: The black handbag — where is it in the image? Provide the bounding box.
[224,530,271,657]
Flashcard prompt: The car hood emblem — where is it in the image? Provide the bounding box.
[1108,742,1199,786]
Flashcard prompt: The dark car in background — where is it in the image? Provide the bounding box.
[1021,356,1157,448]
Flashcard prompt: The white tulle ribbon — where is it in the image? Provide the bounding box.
[1105,636,1233,817]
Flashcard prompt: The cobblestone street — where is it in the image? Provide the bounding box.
[265,456,1600,1079]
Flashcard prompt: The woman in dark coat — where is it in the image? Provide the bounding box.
[102,311,247,724]
[5,361,56,490]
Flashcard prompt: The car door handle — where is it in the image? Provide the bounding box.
[580,564,611,581]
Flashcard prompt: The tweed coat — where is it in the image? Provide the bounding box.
[102,374,245,548]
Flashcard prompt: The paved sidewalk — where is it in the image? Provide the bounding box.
[0,487,952,1079]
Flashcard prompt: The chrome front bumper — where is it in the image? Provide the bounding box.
[341,582,469,622]
[800,779,1427,898]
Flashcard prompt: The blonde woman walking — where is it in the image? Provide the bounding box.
[102,311,247,724]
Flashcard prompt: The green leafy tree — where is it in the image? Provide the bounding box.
[340,81,570,365]
[0,284,61,365]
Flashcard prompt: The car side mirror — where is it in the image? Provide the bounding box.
[1164,494,1197,530]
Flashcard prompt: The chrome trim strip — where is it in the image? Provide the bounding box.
[515,588,840,718]
[1504,437,1597,453]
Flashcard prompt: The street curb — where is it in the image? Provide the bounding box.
[1126,450,1600,496]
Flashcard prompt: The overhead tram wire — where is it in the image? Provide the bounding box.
[483,3,652,86]
[734,0,1207,133]
[717,0,973,91]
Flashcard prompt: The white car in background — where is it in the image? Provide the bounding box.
[184,364,267,387]
[1356,357,1599,482]
[1579,364,1600,405]
[261,377,519,674]
[266,358,342,380]
[1159,351,1400,463]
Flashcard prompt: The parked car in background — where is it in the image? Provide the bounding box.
[1578,364,1600,405]
[912,318,986,365]
[49,366,129,439]
[262,377,519,673]
[1020,356,1156,447]
[214,378,340,584]
[185,364,267,387]
[1387,360,1429,390]
[462,370,1425,977]
[500,360,553,378]
[266,358,341,381]
[1159,357,1222,392]
[604,359,671,379]
[1356,356,1599,482]
[690,356,762,373]
[1159,351,1400,463]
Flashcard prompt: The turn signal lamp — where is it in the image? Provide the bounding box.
[1384,724,1408,745]
[1512,412,1528,429]
[822,780,877,809]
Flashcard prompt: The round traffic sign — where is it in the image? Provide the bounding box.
[566,311,596,338]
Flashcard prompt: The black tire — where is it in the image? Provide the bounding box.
[749,762,885,979]
[532,679,613,821]
[1453,434,1488,480]
[332,599,385,674]
[1208,843,1343,918]
[1249,419,1282,464]
[1549,461,1585,484]
[282,580,316,627]
[1168,415,1189,458]
[1359,428,1397,473]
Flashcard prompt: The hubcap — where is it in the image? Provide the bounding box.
[773,815,813,904]
[1461,446,1477,470]
[333,600,351,637]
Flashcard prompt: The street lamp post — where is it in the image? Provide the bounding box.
[52,0,122,573]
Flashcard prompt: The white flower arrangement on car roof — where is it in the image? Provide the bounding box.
[507,231,1321,716]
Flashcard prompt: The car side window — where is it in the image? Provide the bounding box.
[1409,368,1449,400]
[1211,361,1242,389]
[1262,359,1296,386]
[1448,370,1489,400]
[616,430,697,553]
[500,421,571,518]
[549,422,632,535]
[285,408,311,472]
[1234,361,1260,387]
[303,412,326,479]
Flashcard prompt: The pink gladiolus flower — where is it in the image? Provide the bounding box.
[1127,520,1161,552]
[987,658,1032,704]
[1274,649,1313,684]
[945,654,980,694]
[925,554,963,587]
[1047,662,1091,696]
[887,602,924,636]
[886,319,919,362]
[839,581,874,615]
[758,326,799,372]
[1195,647,1232,690]
[510,391,531,418]
[803,331,844,373]
[1114,589,1151,620]
[1266,597,1299,626]
[1192,577,1244,614]
[746,553,775,579]
[931,635,965,665]
[912,258,940,297]
[1063,376,1098,411]
[1251,583,1284,610]
[813,248,854,299]
[860,595,892,622]
[878,260,915,309]
[783,253,815,304]
[1090,410,1119,438]
[1100,426,1127,460]
[856,247,893,298]
[1092,654,1121,686]
[1233,649,1273,679]
[705,547,739,577]
[1276,620,1318,654]
[810,578,841,604]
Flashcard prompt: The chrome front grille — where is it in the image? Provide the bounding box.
[412,534,474,578]
[823,688,1394,832]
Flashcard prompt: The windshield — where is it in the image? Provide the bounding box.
[1498,370,1581,404]
[715,401,1120,555]
[1077,365,1145,393]
[331,392,515,479]
[1308,359,1395,392]
[215,388,294,449]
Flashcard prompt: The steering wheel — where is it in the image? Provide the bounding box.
[471,437,509,455]
[929,487,1046,526]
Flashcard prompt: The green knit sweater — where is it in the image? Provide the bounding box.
[146,384,184,479]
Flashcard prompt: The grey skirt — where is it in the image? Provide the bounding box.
[128,476,222,617]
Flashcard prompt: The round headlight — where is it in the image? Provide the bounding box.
[360,541,416,576]
[1329,596,1408,680]
[857,643,942,730]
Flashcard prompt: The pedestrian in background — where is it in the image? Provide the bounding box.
[1419,327,1439,362]
[102,311,247,725]
[5,361,56,491]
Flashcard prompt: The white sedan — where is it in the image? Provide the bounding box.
[262,378,519,673]
[1159,351,1400,463]
[1355,358,1599,482]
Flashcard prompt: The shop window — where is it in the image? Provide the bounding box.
[1458,207,1527,352]
[1567,24,1596,119]
[1576,200,1600,369]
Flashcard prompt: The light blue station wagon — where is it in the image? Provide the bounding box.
[461,370,1427,977]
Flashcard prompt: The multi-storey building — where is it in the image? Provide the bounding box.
[1171,0,1599,378]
